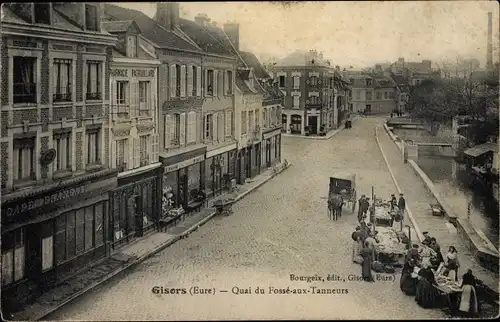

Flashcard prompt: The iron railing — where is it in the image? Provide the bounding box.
[13,83,36,104]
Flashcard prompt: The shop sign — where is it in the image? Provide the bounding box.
[263,129,281,140]
[165,155,204,173]
[4,184,88,217]
[111,69,128,77]
[132,69,155,77]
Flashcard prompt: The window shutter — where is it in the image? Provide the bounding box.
[213,112,218,142]
[196,66,202,96]
[218,112,224,139]
[111,81,117,114]
[152,134,159,162]
[133,138,140,168]
[180,113,186,145]
[192,112,198,143]
[224,71,229,95]
[111,140,117,168]
[165,115,171,148]
[180,65,186,97]
[204,69,208,96]
[188,112,196,143]
[159,64,168,102]
[213,70,218,97]
[131,81,138,117]
[170,64,176,98]
[225,110,232,137]
[218,70,224,97]
[187,65,193,97]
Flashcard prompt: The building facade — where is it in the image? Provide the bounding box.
[102,20,162,248]
[1,3,117,313]
[260,79,284,169]
[347,74,398,114]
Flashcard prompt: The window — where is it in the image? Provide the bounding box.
[293,76,300,89]
[248,111,254,133]
[13,57,37,104]
[205,114,214,139]
[116,81,128,109]
[255,109,260,130]
[310,96,318,105]
[384,92,388,99]
[53,59,72,102]
[192,66,197,96]
[355,91,360,99]
[366,91,372,101]
[13,138,35,183]
[187,112,197,143]
[53,202,106,266]
[310,76,318,86]
[1,228,25,286]
[85,4,98,31]
[41,235,53,272]
[207,70,214,96]
[86,129,100,165]
[116,139,127,171]
[34,4,51,24]
[226,70,233,94]
[175,65,181,97]
[262,109,267,128]
[127,35,137,58]
[225,110,232,137]
[173,113,181,145]
[241,111,247,134]
[279,75,285,88]
[53,131,71,172]
[293,95,300,108]
[86,61,101,100]
[366,79,372,86]
[389,91,395,99]
[139,81,149,115]
[376,92,381,100]
[140,135,150,166]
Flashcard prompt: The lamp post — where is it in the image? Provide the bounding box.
[405,224,411,250]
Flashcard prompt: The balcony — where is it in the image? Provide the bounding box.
[112,104,130,119]
[13,83,37,104]
[140,155,150,167]
[86,92,102,100]
[117,163,127,172]
[305,103,322,109]
[53,92,72,103]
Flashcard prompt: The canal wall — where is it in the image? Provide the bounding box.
[383,122,499,273]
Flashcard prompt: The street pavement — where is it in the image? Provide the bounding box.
[47,117,445,320]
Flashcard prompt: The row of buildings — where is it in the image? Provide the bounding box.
[0,3,285,313]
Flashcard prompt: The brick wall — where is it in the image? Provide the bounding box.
[1,37,8,106]
[13,109,37,125]
[76,44,84,102]
[85,105,102,117]
[52,107,73,121]
[75,132,83,170]
[40,108,49,132]
[1,142,7,187]
[40,40,49,104]
[1,111,8,137]
[104,129,109,167]
[40,136,49,179]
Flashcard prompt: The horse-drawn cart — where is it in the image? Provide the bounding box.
[328,172,356,220]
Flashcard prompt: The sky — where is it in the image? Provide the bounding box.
[116,1,499,69]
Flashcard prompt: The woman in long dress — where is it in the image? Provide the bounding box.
[458,269,479,317]
[415,263,440,308]
[352,227,363,262]
[360,241,374,282]
[400,258,418,295]
[419,242,437,268]
[443,246,460,281]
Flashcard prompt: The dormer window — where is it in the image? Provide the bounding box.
[366,79,372,86]
[127,36,137,58]
[85,4,98,31]
[33,4,51,24]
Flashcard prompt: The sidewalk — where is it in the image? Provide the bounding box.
[12,162,292,321]
[375,124,499,293]
[282,116,359,140]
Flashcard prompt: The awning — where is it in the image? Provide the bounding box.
[464,143,498,157]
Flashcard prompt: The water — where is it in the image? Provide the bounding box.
[417,156,499,249]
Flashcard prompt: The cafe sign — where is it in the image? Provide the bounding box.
[165,155,204,173]
[5,184,88,217]
[110,69,128,77]
[132,69,155,77]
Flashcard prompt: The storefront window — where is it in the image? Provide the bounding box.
[75,208,85,254]
[205,157,213,196]
[188,163,202,203]
[142,181,155,229]
[1,228,25,286]
[222,152,229,175]
[163,171,178,213]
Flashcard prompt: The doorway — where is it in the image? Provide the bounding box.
[308,116,318,135]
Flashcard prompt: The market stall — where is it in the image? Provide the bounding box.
[434,264,463,314]
[374,226,407,266]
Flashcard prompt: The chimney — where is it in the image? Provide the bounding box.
[487,12,493,70]
[223,22,240,50]
[156,2,179,31]
[195,13,211,26]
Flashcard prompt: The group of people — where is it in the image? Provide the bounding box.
[399,233,479,317]
[351,220,380,282]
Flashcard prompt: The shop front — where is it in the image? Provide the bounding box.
[1,169,118,314]
[111,164,162,249]
[262,128,282,169]
[205,143,237,199]
[290,114,302,134]
[236,149,246,185]
[161,147,206,214]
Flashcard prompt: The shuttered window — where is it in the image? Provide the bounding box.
[225,110,232,137]
[187,65,194,97]
[180,65,186,97]
[187,112,197,143]
[169,64,177,98]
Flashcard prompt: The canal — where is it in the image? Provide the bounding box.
[392,128,499,249]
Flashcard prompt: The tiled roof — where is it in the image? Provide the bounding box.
[373,76,396,88]
[178,18,235,57]
[103,4,200,52]
[275,50,330,67]
[235,76,254,94]
[237,68,251,81]
[101,20,136,33]
[390,74,408,85]
[239,51,270,79]
[260,79,283,104]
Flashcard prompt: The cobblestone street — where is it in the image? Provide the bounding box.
[48,117,445,320]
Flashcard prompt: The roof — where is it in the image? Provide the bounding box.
[259,79,284,104]
[239,51,270,79]
[101,20,137,33]
[103,4,200,52]
[178,18,235,57]
[391,74,409,86]
[464,143,498,157]
[373,76,396,88]
[274,50,331,68]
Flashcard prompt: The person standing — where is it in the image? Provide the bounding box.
[429,237,444,267]
[360,241,375,282]
[390,194,397,211]
[397,193,406,229]
[352,227,363,262]
[415,262,440,308]
[358,195,366,223]
[458,269,479,317]
[444,246,460,281]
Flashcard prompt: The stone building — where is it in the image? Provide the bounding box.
[268,50,339,136]
[0,3,117,314]
[101,19,162,248]
[347,74,398,114]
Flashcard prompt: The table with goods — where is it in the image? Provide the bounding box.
[373,226,408,266]
[373,203,396,227]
